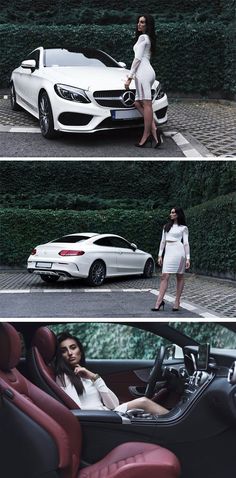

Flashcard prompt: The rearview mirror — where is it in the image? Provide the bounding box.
[130,243,137,251]
[118,61,127,68]
[21,59,36,71]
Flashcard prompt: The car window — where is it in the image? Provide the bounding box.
[170,322,236,349]
[49,323,171,360]
[94,238,113,247]
[51,235,90,243]
[109,237,133,249]
[44,49,121,68]
[26,50,40,68]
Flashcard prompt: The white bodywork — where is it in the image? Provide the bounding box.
[27,233,154,283]
[10,47,168,133]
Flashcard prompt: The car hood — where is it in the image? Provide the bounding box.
[43,66,157,91]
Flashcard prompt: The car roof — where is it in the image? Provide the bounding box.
[59,233,125,239]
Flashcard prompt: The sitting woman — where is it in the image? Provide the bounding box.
[55,331,168,416]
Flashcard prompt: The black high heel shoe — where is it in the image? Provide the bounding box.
[135,135,152,148]
[153,130,163,148]
[151,300,165,311]
[172,307,180,311]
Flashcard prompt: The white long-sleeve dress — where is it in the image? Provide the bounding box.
[158,224,190,274]
[129,33,155,100]
[56,374,128,413]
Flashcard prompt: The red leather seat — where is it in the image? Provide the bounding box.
[0,323,181,478]
[28,325,79,408]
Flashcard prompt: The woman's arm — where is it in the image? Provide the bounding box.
[183,227,190,260]
[183,227,190,269]
[74,365,119,409]
[129,35,149,77]
[93,377,120,409]
[158,228,166,260]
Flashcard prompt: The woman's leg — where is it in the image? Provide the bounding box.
[126,396,168,415]
[134,100,158,144]
[154,273,169,307]
[174,273,185,308]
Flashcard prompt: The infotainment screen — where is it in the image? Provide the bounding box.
[197,343,210,370]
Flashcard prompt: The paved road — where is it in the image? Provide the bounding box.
[0,128,184,157]
[0,290,202,318]
[1,94,229,157]
[1,271,235,318]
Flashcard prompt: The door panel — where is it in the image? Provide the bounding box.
[86,359,153,402]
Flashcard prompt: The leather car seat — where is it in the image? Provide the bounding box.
[0,323,181,478]
[28,325,79,408]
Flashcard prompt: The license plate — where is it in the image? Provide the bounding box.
[111,109,141,120]
[35,262,52,268]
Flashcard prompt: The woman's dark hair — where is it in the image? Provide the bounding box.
[164,207,187,233]
[135,14,156,56]
[55,331,86,395]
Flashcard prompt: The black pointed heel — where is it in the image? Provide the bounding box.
[153,130,163,148]
[135,135,152,148]
[172,307,180,311]
[151,300,165,311]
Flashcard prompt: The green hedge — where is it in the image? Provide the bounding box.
[0,207,166,266]
[0,1,230,25]
[1,192,236,278]
[0,22,235,95]
[1,161,235,210]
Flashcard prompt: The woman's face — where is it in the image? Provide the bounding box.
[137,16,146,33]
[170,208,177,220]
[59,338,81,368]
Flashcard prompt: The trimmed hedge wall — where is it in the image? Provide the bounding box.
[0,1,230,25]
[1,192,235,278]
[1,161,235,209]
[0,22,235,95]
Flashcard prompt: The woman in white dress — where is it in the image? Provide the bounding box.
[152,207,190,312]
[124,14,162,148]
[56,332,168,416]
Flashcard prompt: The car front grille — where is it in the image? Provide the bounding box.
[93,89,156,108]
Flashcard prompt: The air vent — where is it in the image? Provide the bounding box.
[228,361,236,384]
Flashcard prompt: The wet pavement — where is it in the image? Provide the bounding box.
[0,270,235,318]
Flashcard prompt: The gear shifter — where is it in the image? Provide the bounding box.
[126,408,152,418]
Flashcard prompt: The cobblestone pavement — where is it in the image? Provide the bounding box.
[0,271,235,318]
[164,98,236,157]
[0,91,235,157]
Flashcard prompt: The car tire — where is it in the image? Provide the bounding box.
[143,258,154,278]
[39,91,56,138]
[40,274,59,283]
[87,260,106,286]
[10,83,22,111]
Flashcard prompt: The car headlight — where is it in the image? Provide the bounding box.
[155,83,165,100]
[54,84,91,103]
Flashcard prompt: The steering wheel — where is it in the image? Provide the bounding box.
[145,345,166,398]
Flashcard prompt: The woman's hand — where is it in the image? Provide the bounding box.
[124,77,132,90]
[157,256,162,267]
[185,259,190,270]
[74,365,97,381]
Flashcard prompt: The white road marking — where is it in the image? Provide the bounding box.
[10,127,41,133]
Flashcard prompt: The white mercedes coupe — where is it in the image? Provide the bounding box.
[27,232,155,286]
[10,47,168,138]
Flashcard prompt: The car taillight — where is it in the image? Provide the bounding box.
[58,250,85,256]
[31,248,37,255]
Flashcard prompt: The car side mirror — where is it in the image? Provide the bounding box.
[21,59,36,71]
[130,243,137,251]
[118,61,127,68]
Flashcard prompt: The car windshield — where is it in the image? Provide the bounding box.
[51,235,90,243]
[44,49,121,68]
